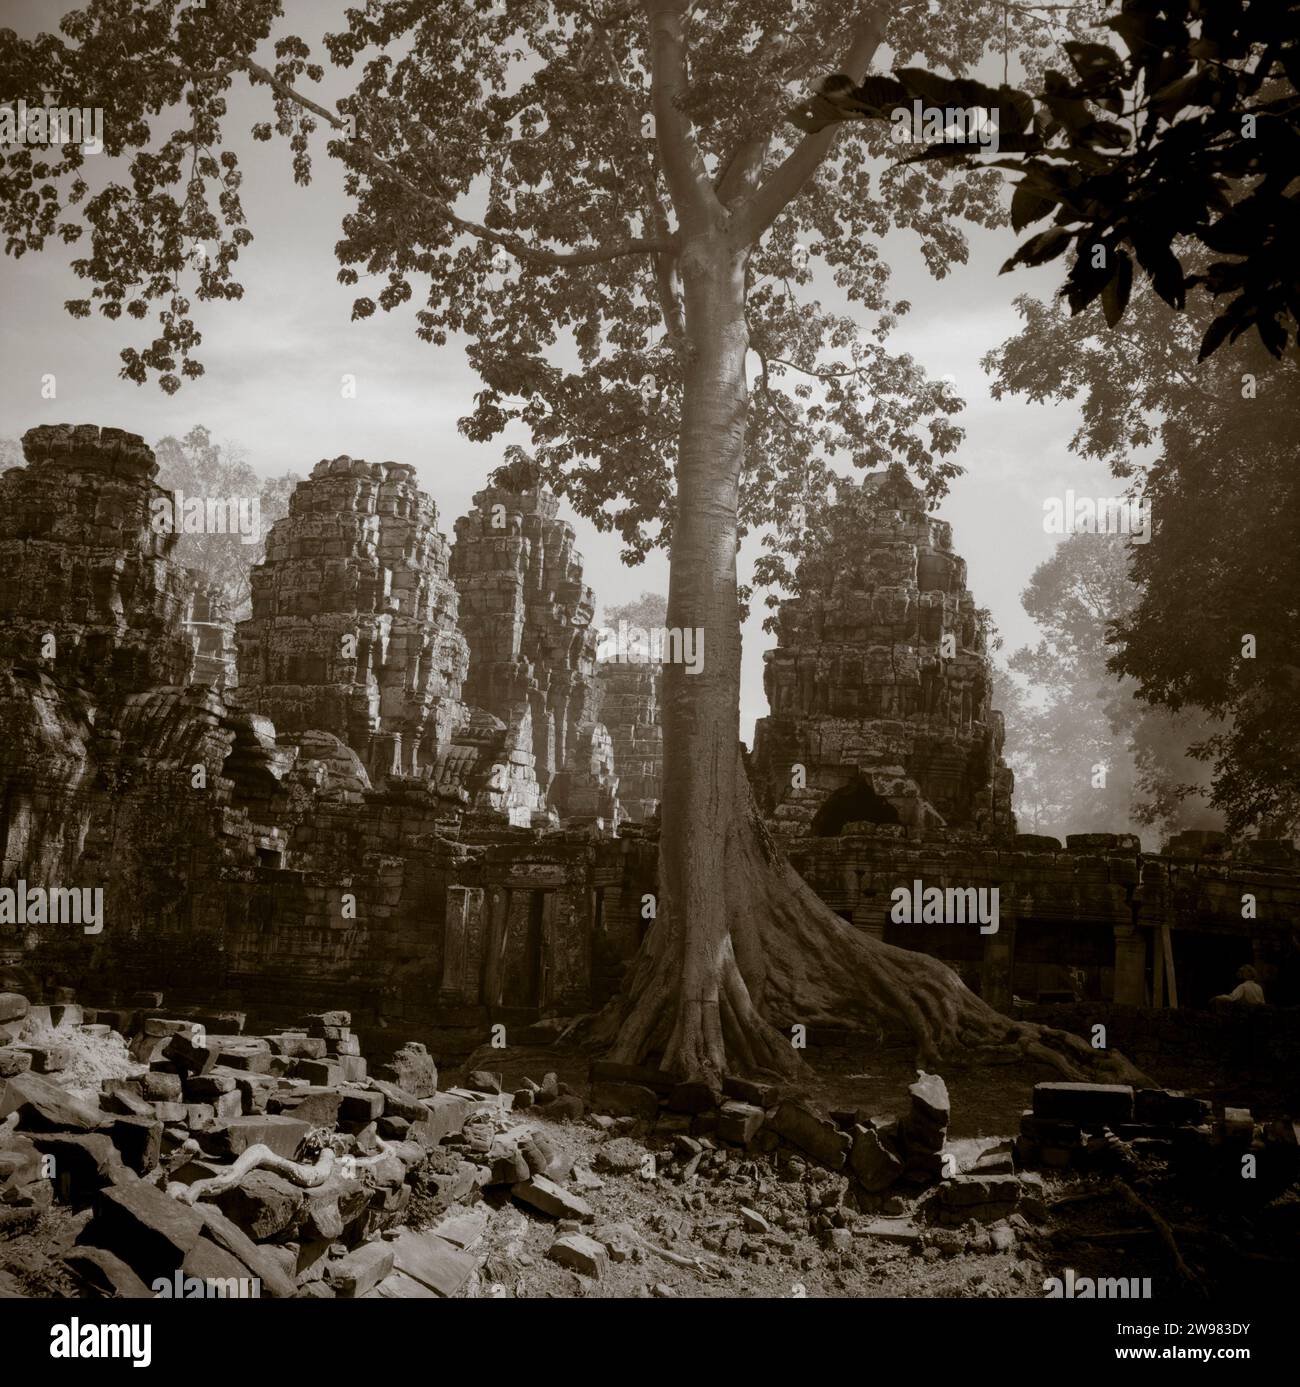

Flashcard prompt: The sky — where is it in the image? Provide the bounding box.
[0,1,1131,744]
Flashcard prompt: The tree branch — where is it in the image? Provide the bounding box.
[646,0,718,227]
[589,12,684,334]
[734,8,888,245]
[229,57,671,270]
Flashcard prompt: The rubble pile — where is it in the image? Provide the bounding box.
[0,992,616,1298]
[1016,1080,1299,1199]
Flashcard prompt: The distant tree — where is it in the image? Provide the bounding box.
[153,425,299,619]
[987,250,1300,835]
[0,437,21,470]
[1000,532,1210,844]
[601,590,669,633]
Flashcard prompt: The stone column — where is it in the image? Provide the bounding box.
[981,918,1016,1013]
[1113,924,1148,1006]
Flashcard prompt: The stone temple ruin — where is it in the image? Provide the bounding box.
[2,424,1298,1308]
[0,425,1297,1038]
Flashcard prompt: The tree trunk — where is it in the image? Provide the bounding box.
[604,229,1144,1089]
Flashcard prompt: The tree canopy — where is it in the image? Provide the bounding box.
[796,0,1300,360]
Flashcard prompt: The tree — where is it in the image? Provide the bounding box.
[999,532,1211,844]
[1,1,1135,1083]
[800,0,1300,359]
[153,424,300,619]
[986,252,1300,835]
[601,590,668,634]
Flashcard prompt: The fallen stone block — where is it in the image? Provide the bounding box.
[183,1073,237,1100]
[184,1103,216,1131]
[196,1205,297,1297]
[63,1245,153,1299]
[549,1232,607,1277]
[0,1071,104,1132]
[466,1069,503,1095]
[32,1132,135,1204]
[390,1228,477,1297]
[855,1217,922,1245]
[511,1174,594,1222]
[141,1072,183,1103]
[291,1057,342,1086]
[590,1081,659,1120]
[101,1084,155,1120]
[433,1207,489,1249]
[371,1268,437,1298]
[850,1124,905,1192]
[1135,1088,1211,1126]
[940,1173,1023,1209]
[163,1033,216,1078]
[266,1034,327,1060]
[13,1044,69,1075]
[199,1115,312,1161]
[339,1090,385,1126]
[0,1047,33,1078]
[370,1080,427,1123]
[909,1071,950,1127]
[377,1042,437,1099]
[771,1100,850,1170]
[84,1180,206,1281]
[327,1240,394,1297]
[532,1094,584,1123]
[210,1170,304,1240]
[718,1100,765,1146]
[0,993,29,1025]
[267,1086,343,1127]
[144,1018,196,1039]
[668,1080,721,1114]
[178,1237,262,1295]
[409,1092,469,1146]
[722,1075,779,1108]
[300,1011,351,1033]
[109,1117,162,1175]
[1032,1082,1134,1125]
[337,1055,367,1083]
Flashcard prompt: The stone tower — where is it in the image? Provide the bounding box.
[0,424,197,699]
[596,661,662,824]
[234,456,470,781]
[751,463,1014,840]
[451,458,618,825]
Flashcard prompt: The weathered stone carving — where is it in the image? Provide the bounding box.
[752,463,1015,841]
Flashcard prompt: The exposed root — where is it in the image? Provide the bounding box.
[167,1132,393,1205]
[605,746,1151,1086]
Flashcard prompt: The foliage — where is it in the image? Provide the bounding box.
[987,253,1300,833]
[794,0,1300,359]
[1,0,1069,573]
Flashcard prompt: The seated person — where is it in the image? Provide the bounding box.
[1211,964,1265,1007]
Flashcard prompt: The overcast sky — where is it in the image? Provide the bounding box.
[0,1,1129,743]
